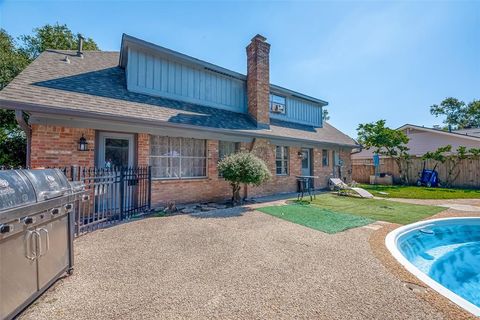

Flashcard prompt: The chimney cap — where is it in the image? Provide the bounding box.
[251,34,267,42]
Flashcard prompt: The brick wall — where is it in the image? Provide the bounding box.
[246,34,270,127]
[30,125,353,207]
[30,124,95,168]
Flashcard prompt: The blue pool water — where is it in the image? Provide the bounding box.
[398,222,480,308]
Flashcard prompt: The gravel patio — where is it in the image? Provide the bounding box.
[19,206,448,320]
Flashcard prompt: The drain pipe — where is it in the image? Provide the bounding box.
[15,110,31,167]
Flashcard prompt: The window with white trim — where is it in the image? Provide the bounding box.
[275,146,289,175]
[150,136,206,179]
[218,141,239,161]
[322,149,329,167]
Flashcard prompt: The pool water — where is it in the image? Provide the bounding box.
[399,222,480,309]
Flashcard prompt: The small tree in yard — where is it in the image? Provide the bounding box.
[357,120,411,184]
[218,152,271,204]
[423,145,480,187]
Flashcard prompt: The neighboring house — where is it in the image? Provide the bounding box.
[353,124,480,162]
[0,34,357,206]
[352,124,480,186]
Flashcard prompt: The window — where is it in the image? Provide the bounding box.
[270,94,286,114]
[275,146,289,175]
[218,141,239,161]
[322,149,329,167]
[150,136,206,179]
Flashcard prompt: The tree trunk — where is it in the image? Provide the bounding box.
[231,183,241,205]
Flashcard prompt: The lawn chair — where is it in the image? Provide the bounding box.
[328,178,374,199]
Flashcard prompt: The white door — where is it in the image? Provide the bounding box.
[98,132,134,168]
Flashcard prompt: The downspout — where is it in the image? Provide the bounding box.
[15,110,31,167]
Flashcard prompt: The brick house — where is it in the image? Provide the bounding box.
[0,34,357,206]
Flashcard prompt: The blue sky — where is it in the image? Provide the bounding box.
[1,0,479,137]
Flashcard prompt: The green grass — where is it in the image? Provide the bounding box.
[359,184,480,199]
[301,194,445,225]
[258,204,374,234]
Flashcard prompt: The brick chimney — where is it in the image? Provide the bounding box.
[246,34,270,129]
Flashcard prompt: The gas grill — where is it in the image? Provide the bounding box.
[0,169,87,320]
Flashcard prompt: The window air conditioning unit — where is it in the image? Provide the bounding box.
[271,102,286,114]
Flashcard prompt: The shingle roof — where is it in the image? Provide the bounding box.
[0,50,357,147]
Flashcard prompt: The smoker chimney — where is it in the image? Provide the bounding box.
[77,34,84,58]
[246,34,270,129]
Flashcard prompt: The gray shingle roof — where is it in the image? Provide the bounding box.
[0,50,357,147]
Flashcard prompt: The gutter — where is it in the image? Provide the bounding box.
[1,99,358,149]
[14,110,31,167]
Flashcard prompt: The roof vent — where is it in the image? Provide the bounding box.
[77,34,84,59]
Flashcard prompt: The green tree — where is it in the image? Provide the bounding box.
[0,24,99,167]
[218,152,271,204]
[357,120,411,184]
[322,108,330,122]
[430,97,480,130]
[19,23,99,60]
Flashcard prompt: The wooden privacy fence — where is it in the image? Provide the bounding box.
[352,157,480,188]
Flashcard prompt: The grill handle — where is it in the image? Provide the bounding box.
[24,230,37,260]
[38,228,50,257]
[39,189,66,200]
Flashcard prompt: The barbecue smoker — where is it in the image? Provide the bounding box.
[0,169,87,320]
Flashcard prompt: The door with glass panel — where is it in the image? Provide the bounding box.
[97,132,134,215]
[301,148,311,176]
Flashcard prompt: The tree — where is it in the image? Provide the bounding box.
[0,25,99,167]
[218,152,271,204]
[322,108,330,121]
[19,23,99,60]
[423,145,480,187]
[430,97,480,130]
[357,120,411,184]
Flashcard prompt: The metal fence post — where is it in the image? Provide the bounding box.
[148,166,152,210]
[119,168,125,221]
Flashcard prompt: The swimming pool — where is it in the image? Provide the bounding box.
[386,217,480,316]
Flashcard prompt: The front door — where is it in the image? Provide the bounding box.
[301,148,311,176]
[98,132,134,168]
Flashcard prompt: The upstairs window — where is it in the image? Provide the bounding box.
[270,94,286,114]
[322,149,329,167]
[150,136,206,179]
[275,146,289,175]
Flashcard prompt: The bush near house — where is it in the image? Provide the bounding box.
[218,152,271,204]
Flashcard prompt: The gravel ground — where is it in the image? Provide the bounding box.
[19,207,446,320]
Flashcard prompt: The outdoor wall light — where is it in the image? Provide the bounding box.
[78,134,88,151]
[297,151,305,159]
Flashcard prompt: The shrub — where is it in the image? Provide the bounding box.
[218,152,271,204]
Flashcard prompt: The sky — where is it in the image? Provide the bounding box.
[0,0,479,137]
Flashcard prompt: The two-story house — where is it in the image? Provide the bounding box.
[0,34,357,206]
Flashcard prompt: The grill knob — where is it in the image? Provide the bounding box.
[0,224,12,234]
[23,217,34,225]
[50,208,60,215]
[64,204,73,211]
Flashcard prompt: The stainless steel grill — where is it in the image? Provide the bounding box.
[0,169,87,320]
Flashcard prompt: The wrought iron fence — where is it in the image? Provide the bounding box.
[60,166,152,237]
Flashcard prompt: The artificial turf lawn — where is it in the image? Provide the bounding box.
[359,184,480,200]
[304,194,445,225]
[258,204,374,234]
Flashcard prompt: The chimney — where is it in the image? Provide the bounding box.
[246,34,270,129]
[77,34,84,58]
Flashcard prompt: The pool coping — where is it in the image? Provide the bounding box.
[385,217,480,317]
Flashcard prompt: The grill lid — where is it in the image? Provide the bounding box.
[22,169,71,201]
[0,170,36,211]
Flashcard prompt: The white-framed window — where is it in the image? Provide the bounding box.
[218,141,239,161]
[150,136,207,179]
[270,94,286,114]
[275,146,289,175]
[322,149,329,167]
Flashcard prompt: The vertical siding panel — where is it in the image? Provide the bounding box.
[154,57,161,90]
[146,54,154,89]
[187,68,194,98]
[161,60,168,92]
[137,52,146,88]
[181,65,188,96]
[174,62,182,95]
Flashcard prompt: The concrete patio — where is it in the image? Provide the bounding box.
[18,204,450,320]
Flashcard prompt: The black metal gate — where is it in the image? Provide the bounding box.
[61,166,152,236]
